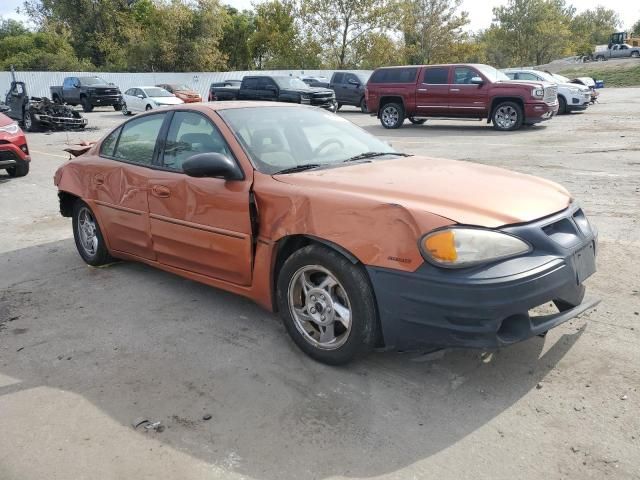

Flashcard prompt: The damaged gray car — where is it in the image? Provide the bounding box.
[4,81,87,132]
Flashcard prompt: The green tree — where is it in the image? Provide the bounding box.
[631,19,640,35]
[0,17,29,39]
[490,0,575,66]
[570,7,619,55]
[220,7,256,70]
[301,0,394,68]
[400,0,469,65]
[350,31,403,69]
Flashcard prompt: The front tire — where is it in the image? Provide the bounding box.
[113,103,122,111]
[72,200,113,266]
[277,245,377,365]
[380,102,404,129]
[558,96,567,115]
[145,104,153,111]
[492,101,523,131]
[6,160,29,177]
[631,51,640,58]
[121,103,131,116]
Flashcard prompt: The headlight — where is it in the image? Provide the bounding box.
[419,227,531,268]
[0,122,20,134]
[301,94,311,100]
[532,88,544,98]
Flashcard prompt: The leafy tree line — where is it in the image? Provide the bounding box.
[0,0,633,72]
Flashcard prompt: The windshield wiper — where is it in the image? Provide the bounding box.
[343,151,412,163]
[273,164,322,175]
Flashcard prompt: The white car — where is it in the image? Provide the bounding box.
[502,69,591,115]
[121,86,184,115]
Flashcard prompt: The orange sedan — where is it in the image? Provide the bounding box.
[54,102,598,364]
[155,83,202,103]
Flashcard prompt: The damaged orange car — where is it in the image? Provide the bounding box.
[54,102,598,364]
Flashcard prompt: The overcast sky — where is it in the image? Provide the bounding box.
[1,0,639,31]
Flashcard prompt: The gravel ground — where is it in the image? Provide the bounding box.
[1,89,639,480]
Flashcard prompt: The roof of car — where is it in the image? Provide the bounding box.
[135,101,314,113]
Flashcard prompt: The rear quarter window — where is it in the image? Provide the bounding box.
[100,127,122,158]
[369,68,419,84]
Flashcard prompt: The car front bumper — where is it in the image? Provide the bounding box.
[88,94,122,106]
[524,101,559,124]
[367,205,598,351]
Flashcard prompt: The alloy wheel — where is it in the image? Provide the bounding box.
[381,106,399,127]
[77,207,98,256]
[495,105,517,129]
[287,265,352,350]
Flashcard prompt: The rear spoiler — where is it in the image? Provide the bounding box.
[64,141,95,157]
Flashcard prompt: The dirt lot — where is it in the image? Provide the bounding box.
[1,89,639,480]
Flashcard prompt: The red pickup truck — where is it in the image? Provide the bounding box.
[366,64,559,131]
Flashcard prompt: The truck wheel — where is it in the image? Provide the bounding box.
[336,103,342,111]
[596,55,605,62]
[408,117,426,125]
[6,160,29,178]
[276,244,377,365]
[632,51,640,58]
[23,111,39,132]
[359,97,367,113]
[113,103,122,111]
[380,102,404,129]
[492,101,523,131]
[558,96,567,115]
[81,97,94,112]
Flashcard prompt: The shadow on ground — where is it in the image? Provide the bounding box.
[0,239,583,479]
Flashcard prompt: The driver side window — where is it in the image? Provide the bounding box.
[161,112,231,171]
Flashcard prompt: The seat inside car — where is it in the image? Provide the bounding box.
[250,128,296,168]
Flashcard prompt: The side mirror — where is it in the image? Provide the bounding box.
[348,78,360,86]
[182,152,243,180]
[137,94,145,99]
[470,76,484,85]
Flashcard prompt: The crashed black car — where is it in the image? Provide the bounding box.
[4,81,87,132]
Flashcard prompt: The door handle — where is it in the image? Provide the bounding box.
[151,185,171,198]
[450,88,461,92]
[94,174,104,185]
[418,88,428,92]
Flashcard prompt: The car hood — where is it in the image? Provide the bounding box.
[499,80,553,89]
[175,90,200,96]
[273,156,572,228]
[559,82,590,92]
[149,96,184,105]
[0,112,13,127]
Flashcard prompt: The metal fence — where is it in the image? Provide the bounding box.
[0,69,367,100]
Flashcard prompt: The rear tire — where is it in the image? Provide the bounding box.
[558,96,567,115]
[6,160,29,177]
[491,101,523,131]
[359,97,367,113]
[276,244,377,365]
[72,200,114,266]
[380,102,404,129]
[81,97,94,112]
[408,117,426,125]
[631,51,640,58]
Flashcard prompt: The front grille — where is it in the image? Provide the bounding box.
[0,150,19,161]
[544,85,558,104]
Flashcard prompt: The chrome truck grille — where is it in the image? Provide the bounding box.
[544,85,558,104]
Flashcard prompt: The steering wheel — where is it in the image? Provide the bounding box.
[313,138,344,156]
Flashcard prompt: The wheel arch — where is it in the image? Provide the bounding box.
[270,234,385,346]
[488,96,525,124]
[58,190,80,217]
[377,96,405,117]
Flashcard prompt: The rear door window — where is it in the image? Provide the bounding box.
[369,68,418,83]
[113,114,166,165]
[423,67,450,84]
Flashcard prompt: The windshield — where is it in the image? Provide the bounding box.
[475,65,510,82]
[144,87,173,97]
[219,107,399,174]
[552,73,570,83]
[172,84,191,91]
[274,77,310,89]
[81,77,109,85]
[536,71,558,83]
